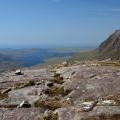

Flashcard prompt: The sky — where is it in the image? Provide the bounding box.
[0,0,120,48]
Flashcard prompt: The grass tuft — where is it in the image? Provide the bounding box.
[34,99,61,110]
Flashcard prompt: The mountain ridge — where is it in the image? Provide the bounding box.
[98,29,120,60]
[68,29,120,63]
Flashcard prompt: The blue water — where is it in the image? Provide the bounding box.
[12,49,76,67]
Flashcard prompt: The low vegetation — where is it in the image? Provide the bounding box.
[34,98,61,110]
[14,80,35,90]
[0,92,8,100]
[44,86,65,97]
[44,86,71,97]
[100,60,120,67]
[50,73,64,84]
[34,96,73,111]
[68,50,99,64]
[42,111,58,120]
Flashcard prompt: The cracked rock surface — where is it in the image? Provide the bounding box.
[0,61,120,120]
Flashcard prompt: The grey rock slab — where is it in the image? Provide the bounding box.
[2,108,45,120]
[0,86,40,105]
[56,106,120,120]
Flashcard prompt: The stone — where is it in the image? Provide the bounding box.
[1,87,11,94]
[44,110,52,117]
[35,81,42,85]
[15,69,23,75]
[80,101,98,112]
[62,61,68,67]
[99,100,117,106]
[66,98,71,101]
[17,100,31,108]
[117,72,120,76]
[95,75,101,79]
[35,85,39,88]
[43,110,58,120]
[38,92,43,96]
[46,81,54,88]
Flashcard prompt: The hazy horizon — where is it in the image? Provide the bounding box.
[0,0,120,48]
[0,44,97,49]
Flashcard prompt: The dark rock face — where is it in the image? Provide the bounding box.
[99,30,120,59]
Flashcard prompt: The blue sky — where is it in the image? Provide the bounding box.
[0,0,120,48]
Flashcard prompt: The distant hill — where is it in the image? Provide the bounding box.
[68,29,120,63]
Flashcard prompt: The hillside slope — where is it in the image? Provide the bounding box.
[68,29,120,63]
[99,30,120,60]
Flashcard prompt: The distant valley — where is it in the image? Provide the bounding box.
[0,48,88,72]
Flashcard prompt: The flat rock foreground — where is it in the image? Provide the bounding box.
[0,61,120,120]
